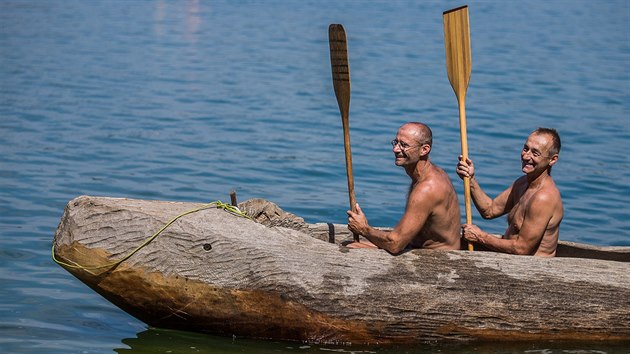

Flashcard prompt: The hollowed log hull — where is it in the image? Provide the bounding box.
[53,196,630,344]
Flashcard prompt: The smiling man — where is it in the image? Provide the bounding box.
[456,127,563,257]
[346,122,462,253]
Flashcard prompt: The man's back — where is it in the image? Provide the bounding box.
[407,164,461,250]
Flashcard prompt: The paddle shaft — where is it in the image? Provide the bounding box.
[458,98,472,227]
[329,24,358,242]
[341,115,357,220]
[444,6,474,251]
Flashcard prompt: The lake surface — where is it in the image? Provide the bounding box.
[1,0,628,353]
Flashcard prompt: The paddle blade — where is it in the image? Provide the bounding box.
[443,5,472,100]
[329,24,351,117]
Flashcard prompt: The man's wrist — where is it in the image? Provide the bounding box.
[477,230,486,244]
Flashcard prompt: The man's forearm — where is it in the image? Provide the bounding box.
[469,177,496,219]
[475,231,519,254]
[361,228,405,254]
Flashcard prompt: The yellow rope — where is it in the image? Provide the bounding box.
[52,200,252,272]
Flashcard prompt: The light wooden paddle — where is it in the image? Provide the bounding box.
[329,24,358,242]
[443,6,474,251]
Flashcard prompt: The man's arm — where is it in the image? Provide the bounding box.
[457,156,513,219]
[470,177,514,219]
[462,192,554,255]
[347,185,434,254]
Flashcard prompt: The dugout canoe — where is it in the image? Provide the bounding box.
[53,195,630,344]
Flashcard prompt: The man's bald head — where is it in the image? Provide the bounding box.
[399,122,433,147]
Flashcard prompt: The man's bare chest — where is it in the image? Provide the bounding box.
[507,188,537,229]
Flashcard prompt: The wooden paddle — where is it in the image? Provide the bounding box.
[443,6,474,251]
[329,24,358,242]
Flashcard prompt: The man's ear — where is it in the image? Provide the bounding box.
[549,153,559,166]
[420,144,431,157]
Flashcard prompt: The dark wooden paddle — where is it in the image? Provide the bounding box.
[329,24,358,242]
[443,6,474,251]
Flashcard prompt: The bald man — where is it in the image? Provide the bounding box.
[346,122,462,254]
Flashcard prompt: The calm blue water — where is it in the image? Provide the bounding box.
[1,0,629,353]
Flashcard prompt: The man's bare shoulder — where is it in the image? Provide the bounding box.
[410,167,454,201]
[431,166,458,193]
[409,180,434,200]
[531,179,562,205]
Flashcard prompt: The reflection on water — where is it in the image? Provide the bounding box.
[116,328,630,354]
